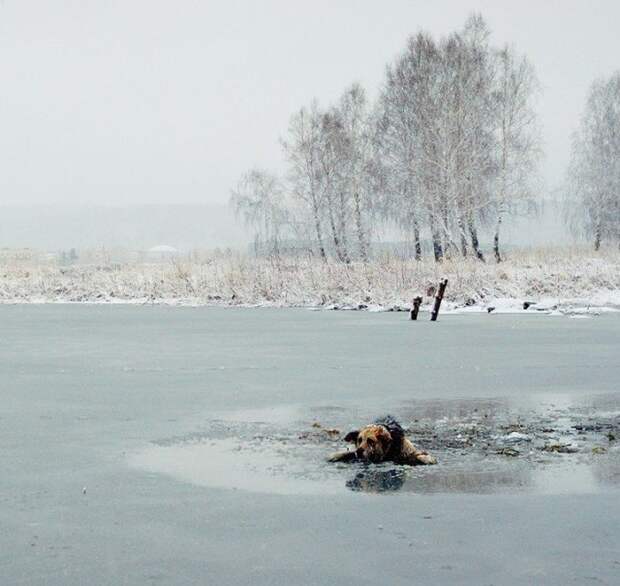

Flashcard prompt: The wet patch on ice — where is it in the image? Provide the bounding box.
[129,395,620,496]
[130,437,344,496]
[129,418,346,496]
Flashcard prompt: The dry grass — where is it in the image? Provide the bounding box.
[1,247,619,308]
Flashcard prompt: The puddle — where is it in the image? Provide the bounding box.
[129,395,620,496]
[130,437,344,496]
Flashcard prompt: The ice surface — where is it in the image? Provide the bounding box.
[3,305,620,585]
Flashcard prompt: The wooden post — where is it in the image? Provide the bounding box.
[409,296,422,320]
[430,279,448,322]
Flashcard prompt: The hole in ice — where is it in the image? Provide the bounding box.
[128,397,620,496]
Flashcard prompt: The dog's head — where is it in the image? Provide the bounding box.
[345,424,393,463]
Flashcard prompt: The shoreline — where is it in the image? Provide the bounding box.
[1,294,619,316]
[2,248,619,315]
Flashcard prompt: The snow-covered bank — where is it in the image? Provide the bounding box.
[1,248,620,315]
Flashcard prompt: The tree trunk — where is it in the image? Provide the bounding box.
[493,211,503,263]
[468,216,485,262]
[338,192,351,264]
[430,279,448,322]
[312,203,327,262]
[413,215,422,261]
[594,224,601,251]
[432,235,444,262]
[460,234,468,257]
[429,215,443,262]
[353,192,368,262]
[410,296,422,320]
[457,215,468,257]
[441,201,450,257]
[327,206,347,263]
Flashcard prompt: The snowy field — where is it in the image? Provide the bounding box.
[2,247,620,316]
[2,305,620,585]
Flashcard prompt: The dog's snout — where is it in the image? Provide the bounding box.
[356,447,365,457]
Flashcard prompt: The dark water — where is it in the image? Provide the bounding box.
[2,305,620,585]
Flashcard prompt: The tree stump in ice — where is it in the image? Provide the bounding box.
[430,279,448,322]
[409,296,422,320]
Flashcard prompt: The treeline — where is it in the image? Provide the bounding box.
[231,15,540,263]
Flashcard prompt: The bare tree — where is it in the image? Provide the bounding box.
[377,32,442,260]
[567,73,620,250]
[377,19,497,262]
[283,90,376,264]
[491,44,539,262]
[453,15,499,262]
[334,83,376,262]
[375,15,538,263]
[231,14,540,263]
[317,110,351,263]
[281,103,328,261]
[230,169,289,258]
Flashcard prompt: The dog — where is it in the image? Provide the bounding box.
[328,415,437,465]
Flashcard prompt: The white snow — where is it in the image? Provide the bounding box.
[1,248,619,317]
[500,432,532,444]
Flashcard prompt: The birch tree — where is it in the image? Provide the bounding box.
[230,169,289,257]
[281,103,328,261]
[568,73,620,249]
[377,22,495,262]
[492,45,539,261]
[316,110,351,263]
[334,83,375,261]
[377,32,441,260]
[283,89,378,263]
[452,16,497,262]
[231,14,540,262]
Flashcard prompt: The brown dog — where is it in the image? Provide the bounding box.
[328,416,436,466]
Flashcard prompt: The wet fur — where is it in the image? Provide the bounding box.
[328,415,437,466]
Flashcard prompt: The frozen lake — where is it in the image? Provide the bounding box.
[2,305,620,585]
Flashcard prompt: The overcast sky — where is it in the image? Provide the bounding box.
[1,0,619,206]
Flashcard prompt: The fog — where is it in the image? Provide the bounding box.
[0,200,569,252]
[2,1,619,203]
[0,1,617,248]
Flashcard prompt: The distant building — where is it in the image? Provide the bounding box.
[145,245,180,262]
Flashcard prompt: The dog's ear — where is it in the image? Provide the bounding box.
[344,430,359,443]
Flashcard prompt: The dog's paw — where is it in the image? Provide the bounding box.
[417,453,437,465]
[327,450,356,463]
